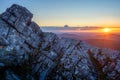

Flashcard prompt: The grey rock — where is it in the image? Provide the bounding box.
[5,70,20,80]
[1,4,33,27]
[0,36,9,46]
[0,63,5,67]
[115,60,120,73]
[0,19,10,37]
[89,47,120,80]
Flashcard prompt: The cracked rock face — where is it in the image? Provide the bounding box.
[0,4,120,80]
[89,48,120,80]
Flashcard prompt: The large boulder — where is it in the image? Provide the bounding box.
[0,4,43,69]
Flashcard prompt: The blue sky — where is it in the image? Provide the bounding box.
[0,0,120,27]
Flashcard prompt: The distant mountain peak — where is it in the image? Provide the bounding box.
[64,24,69,27]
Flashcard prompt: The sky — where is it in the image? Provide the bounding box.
[0,0,120,27]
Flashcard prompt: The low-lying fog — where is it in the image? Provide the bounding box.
[41,27,120,50]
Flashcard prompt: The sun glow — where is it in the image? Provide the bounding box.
[103,28,111,32]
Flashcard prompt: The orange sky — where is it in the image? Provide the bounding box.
[1,0,120,27]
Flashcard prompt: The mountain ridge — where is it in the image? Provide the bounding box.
[0,4,120,80]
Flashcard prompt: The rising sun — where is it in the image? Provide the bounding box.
[103,28,111,32]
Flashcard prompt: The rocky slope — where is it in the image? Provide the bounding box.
[0,4,120,80]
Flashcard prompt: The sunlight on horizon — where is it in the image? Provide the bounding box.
[103,28,111,32]
[42,27,120,33]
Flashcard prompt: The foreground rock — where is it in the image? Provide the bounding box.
[88,47,120,80]
[0,4,120,80]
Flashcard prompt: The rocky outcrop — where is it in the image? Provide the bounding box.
[88,47,120,80]
[0,4,42,67]
[0,4,120,80]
